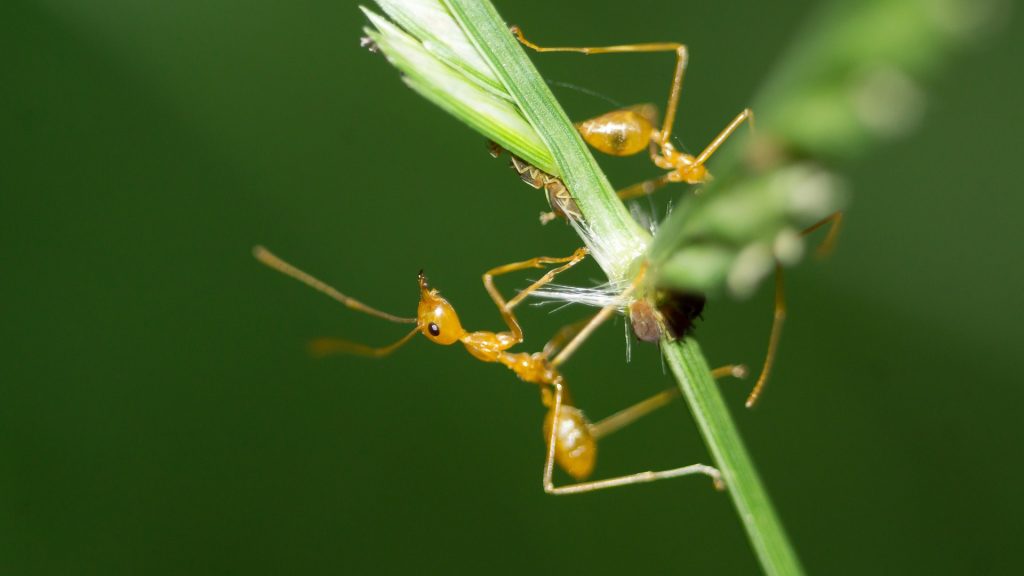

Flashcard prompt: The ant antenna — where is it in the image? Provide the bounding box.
[308,328,420,358]
[252,246,417,324]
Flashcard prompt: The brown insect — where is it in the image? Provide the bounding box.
[487,141,581,225]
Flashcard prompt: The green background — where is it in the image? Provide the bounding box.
[3,0,1022,573]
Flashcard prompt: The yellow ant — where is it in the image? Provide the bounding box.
[253,245,748,494]
[502,28,845,407]
[511,26,754,201]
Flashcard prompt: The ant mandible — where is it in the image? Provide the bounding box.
[253,245,746,494]
[511,26,753,201]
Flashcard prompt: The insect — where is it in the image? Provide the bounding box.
[510,26,753,201]
[506,28,850,406]
[487,141,582,225]
[253,245,748,494]
[481,29,738,345]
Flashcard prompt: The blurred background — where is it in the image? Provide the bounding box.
[3,0,1022,573]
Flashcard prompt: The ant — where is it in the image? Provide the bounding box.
[505,27,846,406]
[511,26,754,201]
[253,245,748,494]
[485,138,842,407]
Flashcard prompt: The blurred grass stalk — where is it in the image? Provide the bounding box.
[650,0,997,293]
[362,0,991,574]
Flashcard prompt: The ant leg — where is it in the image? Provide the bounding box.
[511,26,688,146]
[589,365,747,439]
[549,290,627,368]
[744,212,842,406]
[542,317,593,358]
[692,108,755,169]
[802,211,844,258]
[482,248,589,342]
[500,248,590,311]
[543,382,722,495]
[747,264,786,408]
[549,263,651,368]
[616,174,673,201]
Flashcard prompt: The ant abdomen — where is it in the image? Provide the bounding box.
[543,404,597,480]
[577,109,654,157]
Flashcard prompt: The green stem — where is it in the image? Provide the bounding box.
[444,1,801,574]
[664,339,802,575]
[445,0,649,284]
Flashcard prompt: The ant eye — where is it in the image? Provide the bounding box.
[428,322,440,337]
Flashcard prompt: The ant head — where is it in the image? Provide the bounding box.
[417,271,465,345]
[661,152,709,185]
[681,162,708,184]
